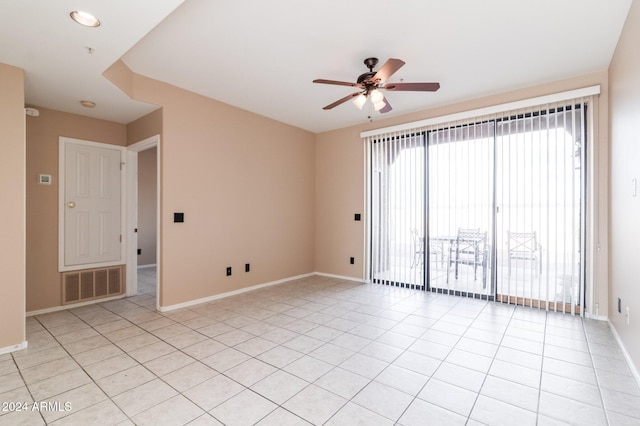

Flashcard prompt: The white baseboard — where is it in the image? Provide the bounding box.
[314,272,366,283]
[0,341,28,355]
[137,264,157,270]
[159,272,316,312]
[607,319,640,389]
[585,312,608,321]
[26,294,126,317]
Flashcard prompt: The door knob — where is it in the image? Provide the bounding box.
[67,201,76,208]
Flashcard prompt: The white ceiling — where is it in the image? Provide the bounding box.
[1,0,632,133]
[0,0,186,123]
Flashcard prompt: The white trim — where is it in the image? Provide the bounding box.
[0,341,28,355]
[137,263,157,270]
[584,313,608,321]
[607,319,640,390]
[315,272,366,283]
[26,294,126,317]
[361,85,601,138]
[159,273,316,312]
[362,140,370,282]
[128,135,159,152]
[22,105,27,347]
[126,135,160,301]
[125,149,139,296]
[58,137,127,272]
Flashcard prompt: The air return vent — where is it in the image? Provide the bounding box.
[62,266,124,305]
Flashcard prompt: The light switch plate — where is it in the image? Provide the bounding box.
[38,174,52,185]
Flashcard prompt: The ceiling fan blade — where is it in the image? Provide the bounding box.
[373,58,405,84]
[384,82,440,92]
[313,79,359,87]
[322,92,362,110]
[380,97,392,114]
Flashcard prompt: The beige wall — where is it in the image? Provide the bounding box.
[127,108,162,146]
[609,0,640,370]
[106,64,316,307]
[315,126,366,277]
[315,71,611,317]
[0,63,26,350]
[137,147,158,266]
[25,107,126,312]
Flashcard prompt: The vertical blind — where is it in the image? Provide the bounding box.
[370,132,425,289]
[494,103,587,315]
[428,122,494,298]
[367,94,593,315]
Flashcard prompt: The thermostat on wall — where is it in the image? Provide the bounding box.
[38,174,52,185]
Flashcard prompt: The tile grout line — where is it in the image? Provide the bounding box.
[535,308,548,425]
[10,316,48,425]
[461,298,517,424]
[386,293,470,424]
[583,319,612,426]
[13,271,636,425]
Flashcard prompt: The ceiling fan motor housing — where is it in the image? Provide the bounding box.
[357,72,378,86]
[358,57,381,90]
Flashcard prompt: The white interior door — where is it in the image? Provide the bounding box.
[60,138,124,270]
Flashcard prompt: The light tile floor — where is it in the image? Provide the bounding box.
[2,268,639,425]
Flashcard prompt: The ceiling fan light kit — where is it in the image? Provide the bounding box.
[313,57,440,114]
[353,94,367,110]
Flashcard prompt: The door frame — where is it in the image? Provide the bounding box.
[58,137,127,272]
[126,135,160,305]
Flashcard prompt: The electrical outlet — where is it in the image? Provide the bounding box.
[226,267,232,276]
[354,214,361,221]
[350,257,355,265]
[627,307,630,325]
[137,249,141,255]
[245,263,250,272]
[618,298,622,313]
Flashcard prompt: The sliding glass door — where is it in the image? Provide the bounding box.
[427,122,494,297]
[368,101,586,313]
[494,106,585,313]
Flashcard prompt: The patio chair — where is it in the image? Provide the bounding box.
[507,231,542,275]
[447,228,488,288]
[410,228,424,268]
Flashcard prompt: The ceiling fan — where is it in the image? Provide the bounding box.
[313,57,440,113]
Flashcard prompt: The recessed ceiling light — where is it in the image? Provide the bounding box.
[70,11,100,27]
[80,100,96,108]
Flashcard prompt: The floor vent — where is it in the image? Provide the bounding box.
[62,266,124,305]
